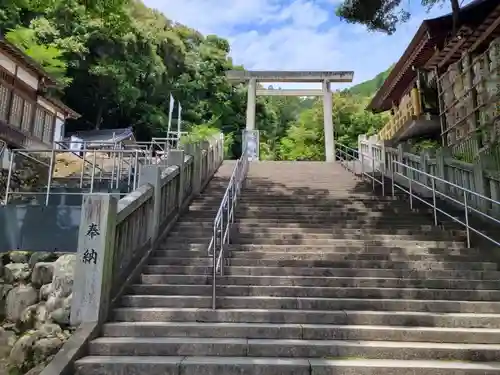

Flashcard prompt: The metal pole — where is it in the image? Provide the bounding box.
[409,173,413,210]
[371,157,375,191]
[111,147,117,189]
[212,222,217,310]
[116,150,123,189]
[391,164,395,198]
[45,147,56,206]
[90,150,97,193]
[4,151,15,204]
[432,178,438,226]
[133,151,139,190]
[464,191,471,248]
[127,154,132,191]
[79,149,85,188]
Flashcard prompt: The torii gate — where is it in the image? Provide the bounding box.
[226,70,354,162]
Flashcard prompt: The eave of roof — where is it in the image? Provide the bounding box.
[368,0,497,113]
[0,38,58,87]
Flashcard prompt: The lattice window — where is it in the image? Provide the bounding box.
[33,107,45,139]
[9,93,23,128]
[21,100,33,132]
[42,111,54,144]
[0,83,10,121]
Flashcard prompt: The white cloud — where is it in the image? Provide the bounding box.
[145,0,465,88]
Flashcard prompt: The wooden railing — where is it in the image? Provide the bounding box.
[359,134,500,217]
[69,133,224,325]
[378,88,423,141]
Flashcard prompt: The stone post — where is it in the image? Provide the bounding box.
[71,195,117,325]
[167,149,185,209]
[139,165,162,240]
[473,156,487,212]
[322,80,335,162]
[246,78,257,130]
[435,147,449,194]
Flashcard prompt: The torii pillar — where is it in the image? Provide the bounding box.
[228,70,354,162]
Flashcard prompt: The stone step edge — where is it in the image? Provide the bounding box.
[101,321,500,334]
[90,336,500,351]
[75,356,500,371]
[120,295,500,306]
[129,284,500,294]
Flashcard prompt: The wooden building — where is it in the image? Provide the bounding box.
[369,0,500,161]
[0,38,79,152]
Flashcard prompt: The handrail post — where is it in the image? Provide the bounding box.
[431,178,438,226]
[464,190,471,248]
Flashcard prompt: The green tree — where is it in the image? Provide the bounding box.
[336,0,461,35]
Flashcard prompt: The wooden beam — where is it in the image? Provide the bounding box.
[469,7,500,53]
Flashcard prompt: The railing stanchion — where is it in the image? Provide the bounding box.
[464,191,471,248]
[432,178,438,226]
[335,141,500,249]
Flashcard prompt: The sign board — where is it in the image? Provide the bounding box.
[243,130,259,162]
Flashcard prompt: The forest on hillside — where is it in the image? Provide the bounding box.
[0,0,390,160]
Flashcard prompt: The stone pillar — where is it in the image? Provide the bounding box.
[322,80,335,162]
[71,195,117,325]
[246,78,257,130]
[139,165,162,240]
[167,149,185,209]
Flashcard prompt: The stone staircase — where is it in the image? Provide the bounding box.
[75,161,500,375]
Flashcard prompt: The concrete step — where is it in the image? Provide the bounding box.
[230,232,461,241]
[174,221,459,230]
[232,218,454,226]
[150,249,476,262]
[127,284,500,301]
[226,251,476,262]
[119,295,500,313]
[141,265,500,280]
[234,206,432,214]
[167,229,461,241]
[146,257,496,270]
[229,238,466,248]
[74,356,500,375]
[139,274,500,290]
[87,336,500,360]
[226,244,477,256]
[173,225,459,235]
[100,321,500,344]
[112,307,500,328]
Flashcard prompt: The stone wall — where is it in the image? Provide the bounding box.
[0,251,75,375]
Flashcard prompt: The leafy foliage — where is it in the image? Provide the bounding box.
[336,0,461,34]
[1,0,391,161]
[347,66,393,97]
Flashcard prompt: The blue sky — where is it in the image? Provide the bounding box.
[144,0,473,88]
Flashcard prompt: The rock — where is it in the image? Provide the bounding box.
[39,284,51,301]
[9,332,38,366]
[31,262,54,286]
[28,252,58,268]
[45,295,63,313]
[50,254,75,299]
[35,304,49,327]
[6,285,38,322]
[38,323,62,338]
[0,327,16,356]
[4,263,31,283]
[50,307,69,325]
[33,337,63,363]
[9,251,30,264]
[24,363,46,375]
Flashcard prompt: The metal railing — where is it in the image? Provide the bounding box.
[209,148,249,309]
[336,142,500,248]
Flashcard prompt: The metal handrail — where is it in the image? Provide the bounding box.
[209,147,249,310]
[336,142,500,249]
